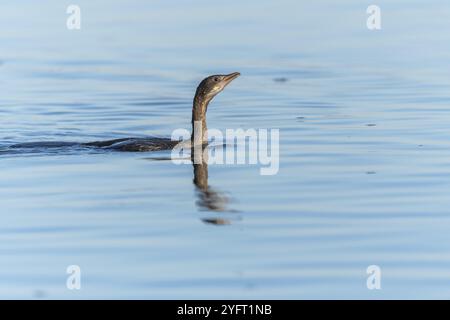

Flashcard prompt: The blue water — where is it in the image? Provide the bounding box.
[1,0,450,299]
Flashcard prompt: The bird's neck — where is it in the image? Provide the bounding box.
[191,95,209,146]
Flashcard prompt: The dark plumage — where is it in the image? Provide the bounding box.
[10,72,240,152]
[84,137,180,152]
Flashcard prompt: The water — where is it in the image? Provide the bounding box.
[1,0,450,299]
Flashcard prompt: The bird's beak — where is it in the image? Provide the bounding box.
[222,72,241,85]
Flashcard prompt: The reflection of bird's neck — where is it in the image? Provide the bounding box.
[193,157,208,192]
[192,145,229,213]
[191,92,211,146]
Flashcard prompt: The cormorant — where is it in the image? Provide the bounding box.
[10,72,240,152]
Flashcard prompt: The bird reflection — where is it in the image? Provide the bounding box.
[145,145,236,225]
[192,145,234,225]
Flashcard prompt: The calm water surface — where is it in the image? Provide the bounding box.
[1,0,450,298]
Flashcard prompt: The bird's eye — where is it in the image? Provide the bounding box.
[213,77,219,82]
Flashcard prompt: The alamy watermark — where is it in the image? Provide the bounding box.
[367,5,381,30]
[366,265,381,290]
[66,265,81,290]
[171,122,280,176]
[66,5,81,30]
